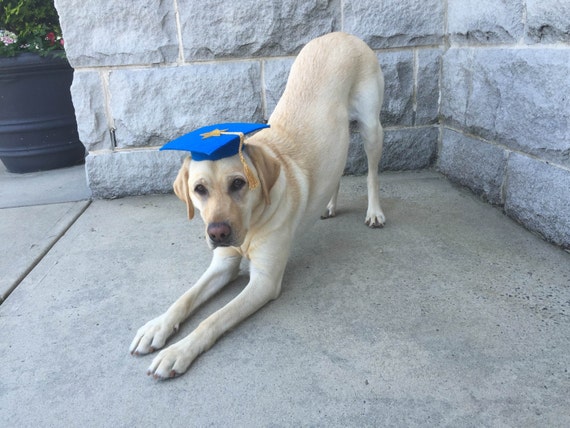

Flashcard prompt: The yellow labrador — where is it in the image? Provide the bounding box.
[130,32,385,379]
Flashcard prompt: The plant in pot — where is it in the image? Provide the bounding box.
[0,0,85,173]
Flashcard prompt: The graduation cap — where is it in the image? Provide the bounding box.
[160,122,270,189]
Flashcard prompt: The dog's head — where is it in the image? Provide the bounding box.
[173,144,281,249]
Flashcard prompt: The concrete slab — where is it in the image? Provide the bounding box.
[1,171,569,426]
[0,201,90,302]
[0,162,91,209]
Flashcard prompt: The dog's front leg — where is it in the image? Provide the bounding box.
[146,244,289,380]
[129,246,242,356]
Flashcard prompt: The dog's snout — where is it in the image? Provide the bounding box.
[207,222,232,246]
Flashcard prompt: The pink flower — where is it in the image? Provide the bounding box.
[46,32,56,46]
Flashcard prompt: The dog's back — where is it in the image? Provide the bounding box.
[271,32,382,127]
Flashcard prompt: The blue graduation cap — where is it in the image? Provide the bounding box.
[160,122,270,189]
[160,122,270,161]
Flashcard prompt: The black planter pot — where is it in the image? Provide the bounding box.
[0,53,85,173]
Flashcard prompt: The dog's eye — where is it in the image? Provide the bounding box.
[194,184,208,196]
[230,178,246,192]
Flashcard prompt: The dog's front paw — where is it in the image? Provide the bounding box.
[129,314,179,356]
[147,343,194,380]
[365,210,386,228]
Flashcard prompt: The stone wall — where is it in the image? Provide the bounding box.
[54,1,569,248]
[439,0,570,248]
[54,0,441,198]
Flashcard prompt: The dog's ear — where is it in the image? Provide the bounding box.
[246,145,281,205]
[173,156,194,220]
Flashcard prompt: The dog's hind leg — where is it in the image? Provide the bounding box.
[361,119,385,227]
[320,181,340,219]
[355,75,386,228]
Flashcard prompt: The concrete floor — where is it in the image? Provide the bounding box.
[0,162,91,208]
[1,167,569,427]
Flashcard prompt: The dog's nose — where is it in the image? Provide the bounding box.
[207,222,232,246]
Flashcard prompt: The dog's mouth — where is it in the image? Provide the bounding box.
[208,240,232,249]
[207,237,244,250]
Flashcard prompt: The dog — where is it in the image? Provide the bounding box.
[129,32,385,379]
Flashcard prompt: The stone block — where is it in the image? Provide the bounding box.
[381,126,439,171]
[438,129,507,205]
[416,49,442,126]
[54,0,179,67]
[86,150,186,199]
[346,126,438,174]
[343,0,444,48]
[448,0,524,44]
[70,71,113,151]
[441,48,570,167]
[108,62,263,149]
[178,0,339,60]
[378,51,414,127]
[440,48,470,127]
[345,123,368,174]
[505,153,570,249]
[526,0,570,43]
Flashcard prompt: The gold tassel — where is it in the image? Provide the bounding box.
[220,131,259,190]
